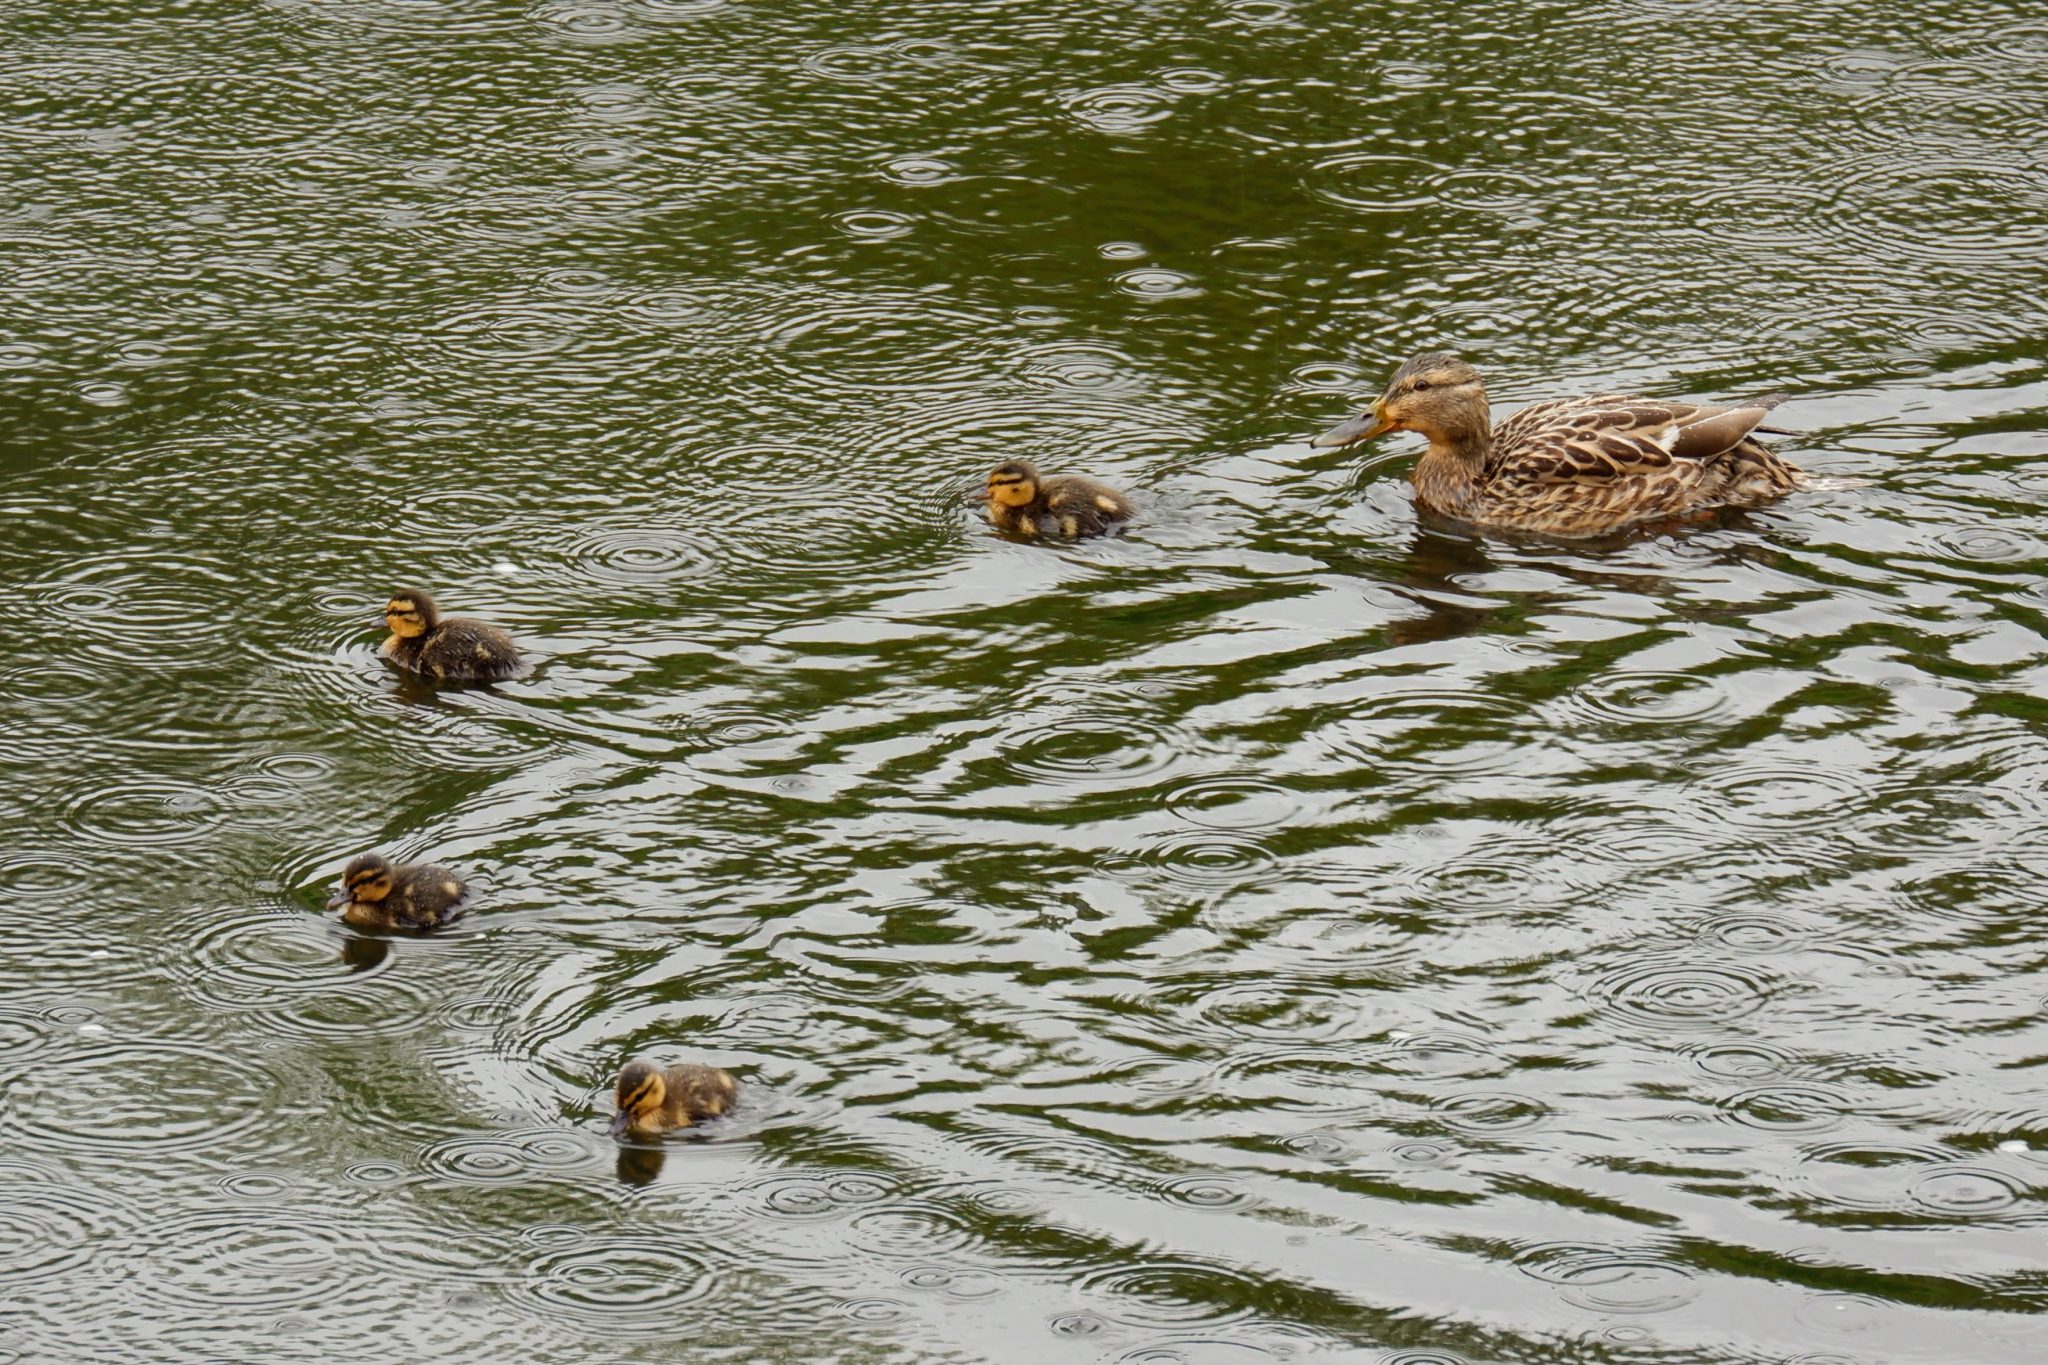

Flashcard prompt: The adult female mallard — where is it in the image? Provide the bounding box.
[1313,353,1805,538]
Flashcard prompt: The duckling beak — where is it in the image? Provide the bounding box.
[607,1110,631,1139]
[325,887,350,910]
[1312,403,1394,448]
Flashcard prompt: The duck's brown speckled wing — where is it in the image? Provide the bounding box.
[416,618,527,683]
[390,863,469,930]
[1489,394,1786,485]
[1040,476,1135,539]
[666,1063,739,1122]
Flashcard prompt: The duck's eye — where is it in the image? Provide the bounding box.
[1411,380,1432,392]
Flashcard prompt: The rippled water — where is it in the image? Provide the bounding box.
[3,0,2047,1360]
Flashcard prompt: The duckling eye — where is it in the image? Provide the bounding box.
[1411,380,1431,392]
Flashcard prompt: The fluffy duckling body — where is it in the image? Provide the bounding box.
[327,852,468,931]
[380,588,525,684]
[1314,354,1806,538]
[609,1059,739,1139]
[985,460,1135,540]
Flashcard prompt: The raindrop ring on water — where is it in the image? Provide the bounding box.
[1590,956,1775,1029]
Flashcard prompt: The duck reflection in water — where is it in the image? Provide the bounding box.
[1382,502,1790,648]
[615,1144,666,1185]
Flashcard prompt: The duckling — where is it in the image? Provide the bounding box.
[984,460,1135,540]
[326,852,468,932]
[380,588,526,684]
[608,1059,739,1139]
[1313,353,1806,538]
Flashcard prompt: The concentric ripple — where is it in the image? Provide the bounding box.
[1189,981,1367,1043]
[1925,524,2043,563]
[762,1170,897,1220]
[1690,763,1868,831]
[1514,1242,1699,1314]
[2,1037,297,1156]
[185,911,443,1040]
[1907,1165,2028,1218]
[1150,1174,1256,1210]
[1014,339,1142,392]
[999,710,1193,787]
[1325,688,1531,775]
[504,1236,717,1334]
[1821,156,2048,266]
[1115,267,1201,299]
[735,288,995,398]
[1589,955,1775,1030]
[1142,829,1280,887]
[1076,1257,1265,1327]
[550,518,715,587]
[0,849,92,903]
[846,1202,978,1256]
[1062,84,1176,134]
[54,774,228,848]
[1571,671,1733,727]
[1307,152,1440,212]
[1433,1091,1553,1135]
[419,1128,598,1185]
[1786,1140,1958,1215]
[1165,775,1303,831]
[0,1161,136,1286]
[1719,1083,1852,1135]
[880,155,960,186]
[1405,838,1590,912]
[115,1206,369,1315]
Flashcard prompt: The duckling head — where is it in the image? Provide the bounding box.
[609,1059,666,1138]
[383,589,441,640]
[327,852,394,909]
[1314,353,1488,449]
[986,460,1040,509]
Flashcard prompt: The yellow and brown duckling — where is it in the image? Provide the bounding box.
[380,588,526,684]
[984,460,1135,540]
[1313,353,1806,538]
[608,1059,739,1139]
[326,852,469,932]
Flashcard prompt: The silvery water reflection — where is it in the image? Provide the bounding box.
[3,0,2048,1360]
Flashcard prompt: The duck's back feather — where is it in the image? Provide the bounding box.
[1491,394,1790,484]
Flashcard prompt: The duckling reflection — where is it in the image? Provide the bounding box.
[608,1059,738,1140]
[326,852,468,932]
[379,588,525,684]
[615,1144,666,1186]
[984,460,1134,540]
[339,935,390,972]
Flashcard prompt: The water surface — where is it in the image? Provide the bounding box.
[3,0,2047,1360]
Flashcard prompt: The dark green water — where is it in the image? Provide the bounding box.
[3,0,2047,1360]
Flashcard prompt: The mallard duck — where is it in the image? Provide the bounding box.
[608,1059,739,1139]
[326,852,468,931]
[1312,353,1806,538]
[380,588,525,684]
[985,460,1135,540]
